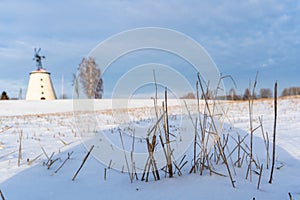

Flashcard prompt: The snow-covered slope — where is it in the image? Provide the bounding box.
[0,98,299,199]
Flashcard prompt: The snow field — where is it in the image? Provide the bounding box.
[0,98,299,199]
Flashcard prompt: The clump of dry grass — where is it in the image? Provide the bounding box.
[111,73,279,191]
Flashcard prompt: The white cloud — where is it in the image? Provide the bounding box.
[0,0,299,98]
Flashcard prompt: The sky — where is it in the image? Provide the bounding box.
[0,0,300,99]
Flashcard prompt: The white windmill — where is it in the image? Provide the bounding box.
[25,48,57,100]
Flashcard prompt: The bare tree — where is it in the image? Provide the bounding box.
[180,92,196,99]
[201,89,213,100]
[281,88,289,97]
[72,73,79,99]
[229,88,240,100]
[78,57,103,99]
[60,94,68,99]
[95,78,103,99]
[290,87,300,96]
[243,88,251,100]
[260,88,272,99]
[243,88,256,100]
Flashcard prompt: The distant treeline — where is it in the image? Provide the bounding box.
[227,86,300,100]
[2,87,300,101]
[180,86,300,100]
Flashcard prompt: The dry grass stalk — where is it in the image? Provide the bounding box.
[40,145,50,160]
[104,168,107,181]
[47,157,61,169]
[201,94,211,161]
[27,153,43,165]
[0,150,18,160]
[54,151,73,174]
[224,143,237,176]
[0,126,12,133]
[237,134,242,168]
[165,148,181,176]
[119,131,133,183]
[248,73,258,182]
[199,114,208,174]
[195,80,206,174]
[211,170,226,177]
[145,136,160,181]
[197,73,235,188]
[141,157,150,181]
[18,130,22,167]
[200,131,213,175]
[108,159,112,169]
[158,107,172,179]
[147,113,165,137]
[245,161,250,180]
[269,81,277,184]
[59,138,68,146]
[72,145,94,181]
[178,155,188,172]
[228,134,248,168]
[158,134,168,166]
[183,100,198,173]
[235,138,260,169]
[193,117,198,173]
[163,88,173,178]
[196,80,206,132]
[288,192,293,200]
[0,189,5,200]
[150,135,160,180]
[276,162,284,170]
[248,87,253,180]
[172,161,183,176]
[259,116,270,169]
[257,164,263,190]
[153,69,159,120]
[130,129,138,181]
[239,151,246,168]
[144,160,154,182]
[44,152,55,166]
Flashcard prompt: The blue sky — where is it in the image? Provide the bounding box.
[0,0,299,98]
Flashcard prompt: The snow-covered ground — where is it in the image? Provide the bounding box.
[0,98,299,199]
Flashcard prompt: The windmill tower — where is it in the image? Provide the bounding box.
[26,48,57,100]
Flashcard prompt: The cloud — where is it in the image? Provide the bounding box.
[261,58,275,68]
[0,0,300,98]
